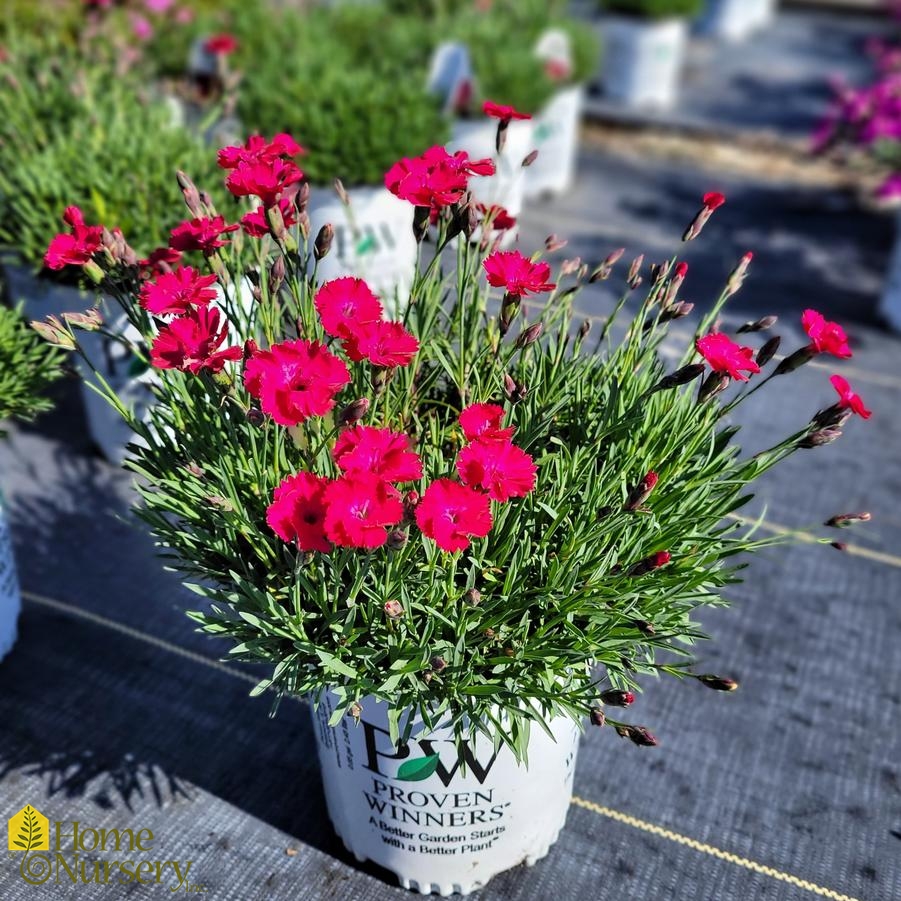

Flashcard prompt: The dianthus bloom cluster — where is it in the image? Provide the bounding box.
[385,145,495,210]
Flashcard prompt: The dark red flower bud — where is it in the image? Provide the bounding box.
[653,363,705,392]
[386,529,408,551]
[756,336,781,366]
[725,251,753,296]
[522,149,539,168]
[589,707,606,727]
[627,551,671,577]
[515,322,543,348]
[625,471,659,511]
[430,656,447,673]
[600,690,635,707]
[628,254,644,289]
[578,319,591,340]
[683,193,725,242]
[384,599,404,618]
[798,427,843,448]
[338,397,370,426]
[825,512,871,528]
[503,373,528,404]
[618,725,658,747]
[697,674,739,692]
[812,404,852,429]
[737,315,778,334]
[314,223,334,260]
[268,255,286,294]
[177,170,205,218]
[660,301,694,322]
[463,588,482,606]
[698,371,731,403]
[545,234,568,252]
[632,619,656,636]
[831,541,848,551]
[246,408,266,427]
[774,346,815,375]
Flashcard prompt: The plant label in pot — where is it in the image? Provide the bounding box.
[307,187,417,315]
[0,495,20,663]
[428,42,475,117]
[599,16,689,109]
[698,0,775,42]
[312,692,581,895]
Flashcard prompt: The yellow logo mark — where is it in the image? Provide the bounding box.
[8,806,49,852]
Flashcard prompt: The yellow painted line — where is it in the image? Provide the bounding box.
[20,590,863,901]
[727,514,901,568]
[570,796,861,901]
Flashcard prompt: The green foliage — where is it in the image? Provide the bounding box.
[43,156,840,759]
[601,0,703,19]
[235,5,449,186]
[0,304,63,427]
[0,36,222,268]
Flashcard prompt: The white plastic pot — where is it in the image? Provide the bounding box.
[0,493,21,663]
[879,210,901,333]
[599,16,688,110]
[312,692,581,895]
[698,0,776,42]
[306,186,418,316]
[525,86,584,200]
[447,117,534,229]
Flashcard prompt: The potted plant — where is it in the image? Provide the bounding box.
[698,0,777,43]
[0,304,64,662]
[597,0,703,109]
[235,4,450,311]
[812,42,901,331]
[38,133,870,894]
[0,35,222,462]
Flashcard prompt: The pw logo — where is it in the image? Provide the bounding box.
[8,806,48,852]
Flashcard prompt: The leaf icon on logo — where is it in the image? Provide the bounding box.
[396,753,440,782]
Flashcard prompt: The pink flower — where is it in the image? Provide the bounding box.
[544,59,571,81]
[267,472,331,552]
[226,159,303,207]
[459,403,515,443]
[140,266,218,316]
[217,133,304,170]
[204,33,238,55]
[483,250,555,297]
[696,333,761,381]
[830,374,872,419]
[422,145,495,178]
[483,100,531,122]
[150,306,241,373]
[144,0,174,12]
[169,216,238,253]
[244,339,351,426]
[457,440,536,502]
[703,192,726,211]
[240,198,299,238]
[802,309,852,359]
[314,277,383,340]
[139,246,182,274]
[324,473,404,549]
[333,426,423,482]
[343,320,419,368]
[877,172,901,199]
[478,204,517,231]
[130,14,153,40]
[44,206,103,270]
[415,479,493,552]
[385,152,469,209]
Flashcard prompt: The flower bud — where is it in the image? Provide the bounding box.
[413,204,431,243]
[653,363,705,392]
[314,223,334,260]
[797,427,842,448]
[61,309,103,331]
[384,599,404,618]
[617,725,658,747]
[726,252,753,296]
[831,541,848,551]
[659,301,694,322]
[338,397,370,426]
[578,319,591,340]
[463,588,482,607]
[589,707,606,727]
[499,293,520,336]
[495,118,508,154]
[697,674,739,691]
[430,656,447,673]
[348,701,362,720]
[31,317,75,350]
[683,193,726,242]
[737,315,778,334]
[600,690,635,707]
[825,512,871,528]
[503,373,528,404]
[246,408,266,428]
[176,170,204,217]
[774,346,815,375]
[266,203,287,242]
[545,234,567,252]
[386,529,408,551]
[756,336,781,366]
[334,178,350,206]
[632,619,656,636]
[812,404,852,429]
[625,471,658,511]
[561,257,582,276]
[522,149,539,168]
[698,371,730,403]
[268,255,285,294]
[515,322,543,349]
[627,551,671,577]
[627,255,644,289]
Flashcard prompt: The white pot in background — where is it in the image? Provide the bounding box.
[0,494,21,663]
[698,0,776,41]
[307,186,417,316]
[447,118,534,225]
[879,210,901,333]
[312,692,581,895]
[599,16,688,110]
[524,86,584,200]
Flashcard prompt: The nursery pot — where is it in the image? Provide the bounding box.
[312,693,581,895]
[524,85,584,201]
[598,16,688,110]
[446,117,534,242]
[306,185,418,315]
[879,209,901,333]
[698,0,776,42]
[0,492,20,663]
